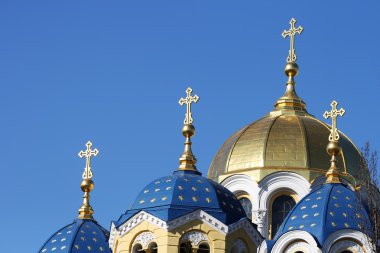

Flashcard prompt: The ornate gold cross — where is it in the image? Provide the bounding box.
[282,18,303,63]
[78,141,99,179]
[323,100,345,142]
[179,87,199,125]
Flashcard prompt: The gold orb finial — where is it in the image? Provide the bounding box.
[284,62,299,77]
[323,101,345,184]
[77,141,99,219]
[178,87,199,172]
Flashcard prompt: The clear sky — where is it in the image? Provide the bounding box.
[0,1,379,252]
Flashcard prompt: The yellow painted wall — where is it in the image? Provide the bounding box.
[113,218,259,253]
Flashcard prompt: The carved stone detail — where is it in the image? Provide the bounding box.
[285,241,310,253]
[181,231,208,246]
[253,209,267,224]
[134,232,155,248]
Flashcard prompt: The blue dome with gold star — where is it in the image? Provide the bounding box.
[38,219,111,253]
[38,141,111,253]
[116,170,246,227]
[116,88,246,228]
[273,183,371,246]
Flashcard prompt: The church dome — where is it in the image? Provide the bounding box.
[208,113,362,182]
[116,87,246,227]
[38,219,111,253]
[38,142,110,253]
[273,183,371,246]
[116,170,246,226]
[208,62,363,183]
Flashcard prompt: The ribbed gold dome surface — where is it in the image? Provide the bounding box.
[208,60,363,183]
[208,113,362,183]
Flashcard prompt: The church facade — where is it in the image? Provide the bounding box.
[37,19,376,253]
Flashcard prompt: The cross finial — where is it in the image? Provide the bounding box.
[323,101,345,184]
[77,141,99,220]
[177,87,200,173]
[323,100,345,142]
[179,87,199,125]
[78,141,99,179]
[282,18,303,63]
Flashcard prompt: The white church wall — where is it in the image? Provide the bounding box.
[221,172,311,238]
[271,230,321,253]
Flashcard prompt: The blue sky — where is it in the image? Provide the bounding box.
[0,1,379,252]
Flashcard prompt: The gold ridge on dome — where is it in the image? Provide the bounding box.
[323,101,345,184]
[77,141,99,219]
[178,87,199,172]
[273,17,307,115]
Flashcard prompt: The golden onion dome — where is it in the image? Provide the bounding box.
[208,113,362,183]
[208,63,363,183]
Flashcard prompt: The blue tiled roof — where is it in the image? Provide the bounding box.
[273,183,371,247]
[38,219,111,253]
[116,170,246,226]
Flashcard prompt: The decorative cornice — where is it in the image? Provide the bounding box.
[271,230,321,253]
[109,212,167,249]
[228,218,263,245]
[109,210,263,249]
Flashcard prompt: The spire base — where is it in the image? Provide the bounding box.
[273,62,308,114]
[177,124,198,172]
[78,179,95,220]
[325,141,342,184]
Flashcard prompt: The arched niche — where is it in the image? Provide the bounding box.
[179,231,210,253]
[131,231,157,253]
[258,172,310,238]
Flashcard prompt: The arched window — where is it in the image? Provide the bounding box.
[148,242,158,253]
[197,243,210,253]
[132,232,156,253]
[179,231,210,253]
[271,195,296,237]
[238,197,252,219]
[133,244,144,253]
[180,242,192,253]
